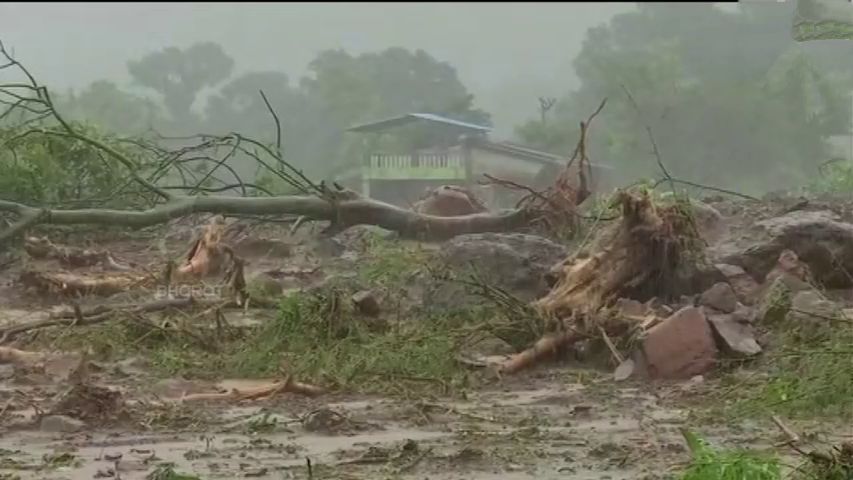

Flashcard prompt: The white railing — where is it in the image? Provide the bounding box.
[369,153,464,170]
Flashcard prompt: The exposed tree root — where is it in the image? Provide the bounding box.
[19,268,151,297]
[496,189,704,374]
[23,236,132,270]
[18,218,252,304]
[178,375,323,402]
[0,346,44,365]
[412,186,488,217]
[535,189,700,319]
[0,298,207,344]
[175,215,234,280]
[498,332,583,374]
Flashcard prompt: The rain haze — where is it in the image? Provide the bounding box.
[3,1,851,195]
[0,2,632,135]
[3,4,853,478]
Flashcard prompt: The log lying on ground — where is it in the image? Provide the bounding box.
[23,236,132,270]
[19,268,151,297]
[495,189,704,374]
[0,186,541,245]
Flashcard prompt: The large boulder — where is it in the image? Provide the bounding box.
[710,210,853,288]
[431,233,570,306]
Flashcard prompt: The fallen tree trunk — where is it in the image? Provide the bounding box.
[0,188,541,246]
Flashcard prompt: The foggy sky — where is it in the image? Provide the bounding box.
[0,2,635,134]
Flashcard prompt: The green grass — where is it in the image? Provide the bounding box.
[678,429,781,480]
[718,285,853,421]
[30,237,485,396]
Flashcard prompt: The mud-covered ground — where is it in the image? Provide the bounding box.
[0,195,850,480]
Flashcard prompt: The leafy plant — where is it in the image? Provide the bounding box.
[679,429,781,480]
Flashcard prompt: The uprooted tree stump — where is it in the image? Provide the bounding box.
[19,216,248,301]
[412,185,489,217]
[497,189,706,374]
[23,236,132,270]
[175,215,234,281]
[536,189,702,318]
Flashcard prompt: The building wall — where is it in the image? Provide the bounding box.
[467,148,541,209]
[470,148,545,180]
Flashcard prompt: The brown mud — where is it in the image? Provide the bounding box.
[0,202,849,480]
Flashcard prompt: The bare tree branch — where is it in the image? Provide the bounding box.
[0,38,545,244]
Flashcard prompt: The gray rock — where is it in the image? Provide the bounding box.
[351,289,380,317]
[707,313,762,357]
[313,237,346,257]
[714,263,760,303]
[40,415,85,433]
[787,290,840,342]
[438,233,570,303]
[699,282,739,313]
[711,210,853,288]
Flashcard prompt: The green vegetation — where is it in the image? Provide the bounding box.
[679,429,781,480]
[514,4,852,196]
[29,239,480,396]
[724,291,853,421]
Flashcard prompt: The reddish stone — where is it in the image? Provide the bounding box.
[639,306,717,380]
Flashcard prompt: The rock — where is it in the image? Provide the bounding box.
[789,290,835,318]
[672,260,727,298]
[732,303,756,323]
[637,307,717,380]
[715,263,760,303]
[787,290,840,341]
[437,233,570,304]
[40,415,86,433]
[313,237,346,257]
[247,272,283,297]
[707,313,761,357]
[763,250,813,292]
[698,282,739,313]
[351,290,380,317]
[711,210,853,288]
[754,276,794,324]
[690,200,727,243]
[613,358,636,381]
[232,237,292,258]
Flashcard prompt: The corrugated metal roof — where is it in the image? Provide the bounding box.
[346,112,492,133]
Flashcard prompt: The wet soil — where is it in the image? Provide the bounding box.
[0,213,848,479]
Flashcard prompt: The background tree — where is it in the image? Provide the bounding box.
[127,41,234,127]
[514,3,852,194]
[203,71,335,182]
[56,80,165,135]
[300,47,491,176]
